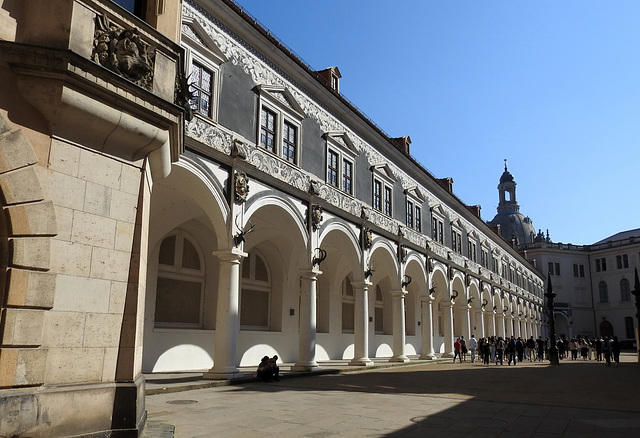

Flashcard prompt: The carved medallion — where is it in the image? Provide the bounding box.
[234,171,249,203]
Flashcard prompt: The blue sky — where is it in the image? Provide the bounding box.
[233,0,640,245]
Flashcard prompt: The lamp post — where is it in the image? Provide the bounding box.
[545,275,559,365]
[632,268,640,363]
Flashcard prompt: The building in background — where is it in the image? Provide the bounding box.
[521,229,640,345]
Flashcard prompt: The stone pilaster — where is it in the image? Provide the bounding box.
[349,280,373,366]
[390,289,409,363]
[292,270,321,371]
[419,296,436,359]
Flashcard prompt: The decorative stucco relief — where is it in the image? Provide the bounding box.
[185,117,233,155]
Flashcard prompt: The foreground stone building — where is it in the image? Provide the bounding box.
[0,0,544,436]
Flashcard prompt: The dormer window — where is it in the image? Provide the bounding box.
[371,163,395,216]
[317,66,341,93]
[256,85,306,165]
[325,132,357,195]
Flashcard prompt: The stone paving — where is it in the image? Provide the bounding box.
[142,353,640,437]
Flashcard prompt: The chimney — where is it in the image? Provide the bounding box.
[391,136,411,155]
[436,177,453,193]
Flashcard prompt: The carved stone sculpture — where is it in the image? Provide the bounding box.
[234,171,249,203]
[93,15,155,90]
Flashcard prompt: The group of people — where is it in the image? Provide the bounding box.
[453,334,623,367]
[557,335,622,367]
[256,355,280,381]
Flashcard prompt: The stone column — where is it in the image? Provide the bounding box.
[204,248,246,379]
[292,270,321,371]
[477,308,485,338]
[419,296,436,359]
[490,312,497,337]
[461,304,471,341]
[390,289,409,362]
[442,300,454,357]
[350,280,373,366]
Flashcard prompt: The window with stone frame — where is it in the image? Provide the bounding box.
[341,276,355,333]
[620,278,631,301]
[599,281,609,303]
[240,250,272,330]
[371,163,395,216]
[325,132,357,195]
[155,230,205,328]
[404,187,424,232]
[256,85,305,165]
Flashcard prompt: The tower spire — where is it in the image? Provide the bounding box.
[504,158,508,171]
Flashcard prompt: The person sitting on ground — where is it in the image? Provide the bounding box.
[268,355,280,380]
[257,356,271,381]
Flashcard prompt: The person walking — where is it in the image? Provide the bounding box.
[602,336,612,367]
[611,336,621,366]
[453,338,462,363]
[468,335,478,363]
[496,337,505,365]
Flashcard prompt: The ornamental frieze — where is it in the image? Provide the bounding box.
[186,118,233,154]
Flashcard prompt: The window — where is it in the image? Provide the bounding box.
[325,132,357,195]
[625,316,635,339]
[616,254,629,269]
[189,61,214,118]
[599,281,609,303]
[406,200,414,229]
[405,200,422,231]
[260,107,276,152]
[112,0,145,18]
[155,230,205,328]
[241,251,272,330]
[549,262,560,276]
[327,150,339,187]
[596,257,607,272]
[341,276,355,333]
[373,180,382,211]
[282,121,297,163]
[343,159,353,194]
[481,248,489,268]
[451,229,462,254]
[371,164,395,215]
[375,285,384,334]
[492,256,499,274]
[432,217,444,244]
[256,85,305,165]
[384,187,392,216]
[620,278,631,301]
[468,240,477,263]
[573,264,585,277]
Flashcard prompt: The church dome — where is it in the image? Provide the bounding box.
[499,168,514,184]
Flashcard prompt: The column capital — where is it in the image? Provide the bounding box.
[300,269,322,280]
[391,289,407,298]
[420,295,435,304]
[351,280,372,290]
[213,248,247,261]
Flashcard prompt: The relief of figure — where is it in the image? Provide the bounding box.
[92,15,155,90]
[311,205,323,231]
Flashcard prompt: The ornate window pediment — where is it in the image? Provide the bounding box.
[182,17,228,65]
[256,85,306,119]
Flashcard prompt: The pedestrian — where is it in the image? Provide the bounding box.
[507,337,517,366]
[468,334,478,363]
[602,337,612,367]
[453,338,462,363]
[611,336,621,367]
[460,336,467,362]
[516,337,525,363]
[496,337,505,365]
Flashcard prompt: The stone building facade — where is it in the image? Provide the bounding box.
[522,229,640,344]
[0,0,544,436]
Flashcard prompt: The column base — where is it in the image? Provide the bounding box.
[349,358,374,366]
[203,367,244,380]
[389,355,409,363]
[419,353,437,360]
[291,363,322,372]
[442,352,454,358]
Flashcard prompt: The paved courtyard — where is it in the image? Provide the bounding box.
[143,353,640,437]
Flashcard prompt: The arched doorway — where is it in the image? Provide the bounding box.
[600,320,614,338]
